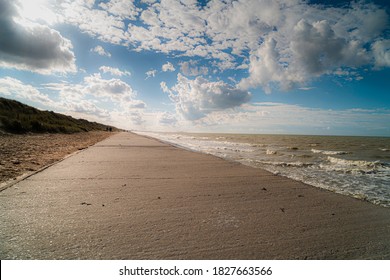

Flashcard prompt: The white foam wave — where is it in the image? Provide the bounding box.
[321,156,388,174]
[311,149,349,155]
[258,161,314,168]
[266,149,277,155]
[327,156,381,168]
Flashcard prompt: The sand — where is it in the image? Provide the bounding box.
[0,131,114,187]
[0,132,389,259]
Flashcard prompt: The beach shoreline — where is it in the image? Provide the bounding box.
[137,131,390,208]
[1,132,389,259]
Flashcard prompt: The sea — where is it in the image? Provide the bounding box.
[138,132,390,208]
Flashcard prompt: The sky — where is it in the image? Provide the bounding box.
[0,0,389,136]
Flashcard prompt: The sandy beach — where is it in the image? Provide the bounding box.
[0,132,389,259]
[0,131,114,187]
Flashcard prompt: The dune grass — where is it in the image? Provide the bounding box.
[0,97,117,134]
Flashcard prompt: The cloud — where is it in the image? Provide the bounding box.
[238,15,377,92]
[4,76,388,135]
[194,102,390,136]
[60,0,126,44]
[160,81,171,94]
[162,61,175,72]
[290,19,369,74]
[128,111,145,125]
[145,69,157,79]
[91,45,112,57]
[9,0,388,89]
[238,38,285,93]
[298,87,315,91]
[0,76,54,106]
[0,76,111,120]
[372,39,390,68]
[98,0,140,20]
[0,74,150,129]
[16,0,59,25]
[158,112,177,125]
[0,0,76,74]
[82,73,138,103]
[45,73,146,113]
[170,74,251,120]
[99,66,131,76]
[128,100,146,109]
[54,0,389,87]
[333,68,364,81]
[179,60,209,76]
[140,0,157,4]
[236,1,389,91]
[64,99,111,119]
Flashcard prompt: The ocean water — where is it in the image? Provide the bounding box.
[138,132,390,208]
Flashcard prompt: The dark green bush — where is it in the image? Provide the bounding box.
[6,120,26,134]
[30,120,45,133]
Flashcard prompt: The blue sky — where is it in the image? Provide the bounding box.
[0,0,389,136]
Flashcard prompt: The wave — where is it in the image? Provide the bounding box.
[321,156,388,174]
[266,149,277,155]
[311,149,349,155]
[255,160,314,168]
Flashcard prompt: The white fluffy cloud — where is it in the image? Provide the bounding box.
[91,45,112,57]
[0,76,111,119]
[44,73,146,115]
[237,1,388,92]
[372,39,390,68]
[0,0,76,74]
[75,74,146,111]
[162,62,175,72]
[238,38,285,93]
[53,0,389,91]
[99,66,131,76]
[145,69,157,79]
[170,74,251,120]
[0,77,54,106]
[65,99,111,119]
[83,74,135,100]
[60,0,126,44]
[160,81,170,93]
[98,0,140,20]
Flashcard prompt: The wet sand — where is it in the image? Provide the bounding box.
[0,132,389,259]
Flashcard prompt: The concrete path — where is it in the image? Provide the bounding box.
[1,132,389,259]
